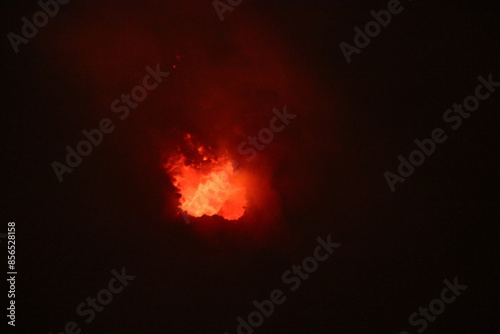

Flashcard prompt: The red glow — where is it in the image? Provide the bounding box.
[164,135,247,221]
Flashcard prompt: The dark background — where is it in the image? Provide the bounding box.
[2,0,499,333]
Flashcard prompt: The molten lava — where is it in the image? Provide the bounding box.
[164,137,247,221]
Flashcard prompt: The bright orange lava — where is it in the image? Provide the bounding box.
[164,139,247,221]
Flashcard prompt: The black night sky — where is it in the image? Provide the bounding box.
[2,0,500,333]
